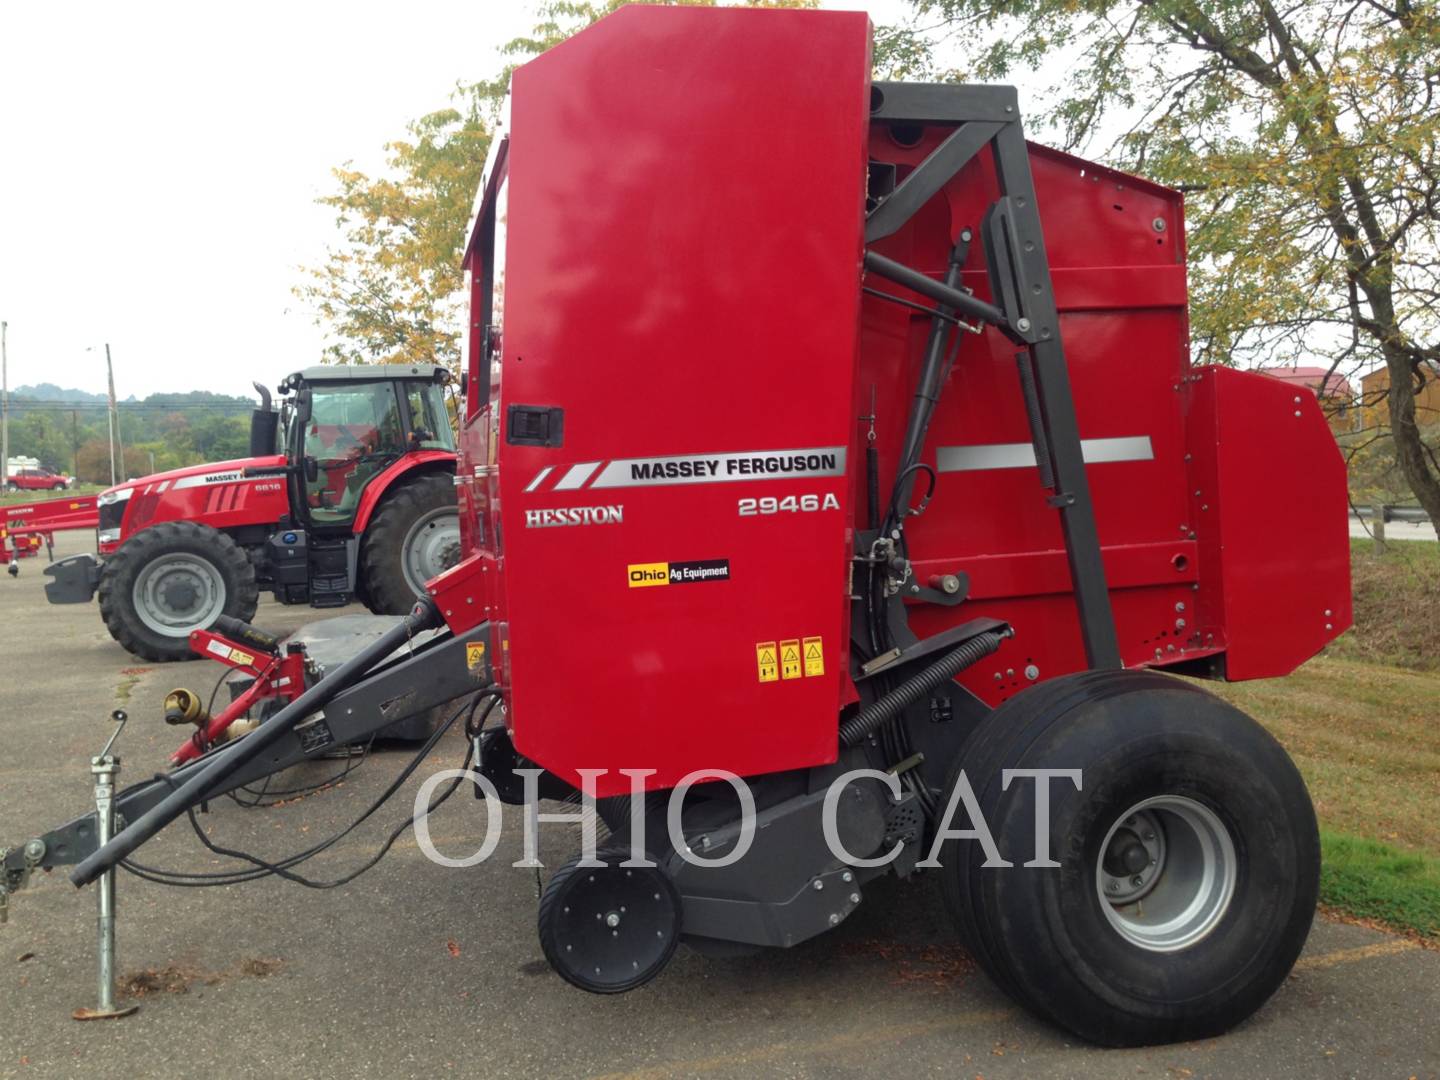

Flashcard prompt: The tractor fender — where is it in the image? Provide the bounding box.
[351,451,456,534]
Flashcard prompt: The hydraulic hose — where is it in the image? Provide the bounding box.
[71,599,445,887]
[839,631,1006,747]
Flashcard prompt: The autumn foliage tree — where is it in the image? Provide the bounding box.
[299,1,817,375]
[887,0,1440,519]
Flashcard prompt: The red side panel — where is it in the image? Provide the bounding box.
[488,6,872,794]
[442,7,1353,794]
[1184,367,1352,678]
[864,141,1205,703]
[2,495,99,535]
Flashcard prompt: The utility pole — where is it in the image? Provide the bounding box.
[72,409,80,475]
[2,320,9,487]
[105,343,120,484]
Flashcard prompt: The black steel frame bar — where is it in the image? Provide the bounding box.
[865,81,1122,669]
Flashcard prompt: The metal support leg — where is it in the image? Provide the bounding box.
[74,714,138,1021]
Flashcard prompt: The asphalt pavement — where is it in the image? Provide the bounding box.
[1,533,1436,1079]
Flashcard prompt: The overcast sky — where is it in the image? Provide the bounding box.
[0,0,915,401]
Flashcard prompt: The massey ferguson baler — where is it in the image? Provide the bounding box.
[2,6,1350,1048]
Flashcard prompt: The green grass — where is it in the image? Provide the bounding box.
[1324,538,1440,671]
[1319,830,1440,940]
[1203,538,1440,939]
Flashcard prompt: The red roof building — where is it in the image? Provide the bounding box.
[1257,365,1356,401]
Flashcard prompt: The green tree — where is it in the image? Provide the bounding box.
[891,0,1440,520]
[299,0,817,374]
[297,96,495,370]
[74,438,114,485]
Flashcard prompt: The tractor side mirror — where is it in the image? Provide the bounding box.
[303,457,319,484]
[295,388,313,427]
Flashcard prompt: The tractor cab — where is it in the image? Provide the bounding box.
[244,364,459,610]
[270,366,455,535]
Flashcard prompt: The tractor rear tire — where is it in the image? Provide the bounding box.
[938,669,1319,1047]
[98,522,259,662]
[359,472,460,615]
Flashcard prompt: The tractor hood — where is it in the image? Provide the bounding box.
[97,455,287,505]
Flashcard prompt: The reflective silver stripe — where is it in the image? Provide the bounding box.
[588,447,847,489]
[524,466,553,492]
[553,462,602,491]
[936,436,1153,473]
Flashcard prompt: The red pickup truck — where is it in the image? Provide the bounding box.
[5,466,73,492]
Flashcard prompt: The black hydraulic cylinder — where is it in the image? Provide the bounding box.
[889,238,967,525]
[210,614,282,656]
[70,599,445,887]
[863,251,1007,330]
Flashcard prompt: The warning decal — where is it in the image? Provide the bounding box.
[803,637,824,677]
[780,639,802,680]
[756,642,778,683]
[466,641,487,671]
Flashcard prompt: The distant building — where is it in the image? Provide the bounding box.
[1358,360,1440,433]
[1257,365,1356,436]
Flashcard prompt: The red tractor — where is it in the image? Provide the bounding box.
[44,364,460,661]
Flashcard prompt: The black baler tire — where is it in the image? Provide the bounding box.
[97,521,258,663]
[938,669,1319,1047]
[358,472,458,616]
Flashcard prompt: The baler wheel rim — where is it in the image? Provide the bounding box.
[538,847,682,995]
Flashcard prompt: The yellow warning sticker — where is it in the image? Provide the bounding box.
[466,641,487,671]
[755,642,778,683]
[780,639,802,680]
[803,636,824,677]
[229,648,255,668]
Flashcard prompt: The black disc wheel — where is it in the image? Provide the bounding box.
[939,669,1320,1047]
[538,847,682,994]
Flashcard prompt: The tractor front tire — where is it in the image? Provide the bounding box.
[97,522,259,662]
[359,472,460,615]
[939,669,1319,1047]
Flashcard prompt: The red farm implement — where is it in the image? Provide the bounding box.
[2,6,1350,1048]
[1,494,99,575]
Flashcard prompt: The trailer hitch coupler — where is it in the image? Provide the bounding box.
[69,598,445,888]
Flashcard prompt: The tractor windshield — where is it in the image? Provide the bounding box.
[301,381,406,526]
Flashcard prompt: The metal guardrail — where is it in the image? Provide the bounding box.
[1352,504,1432,524]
